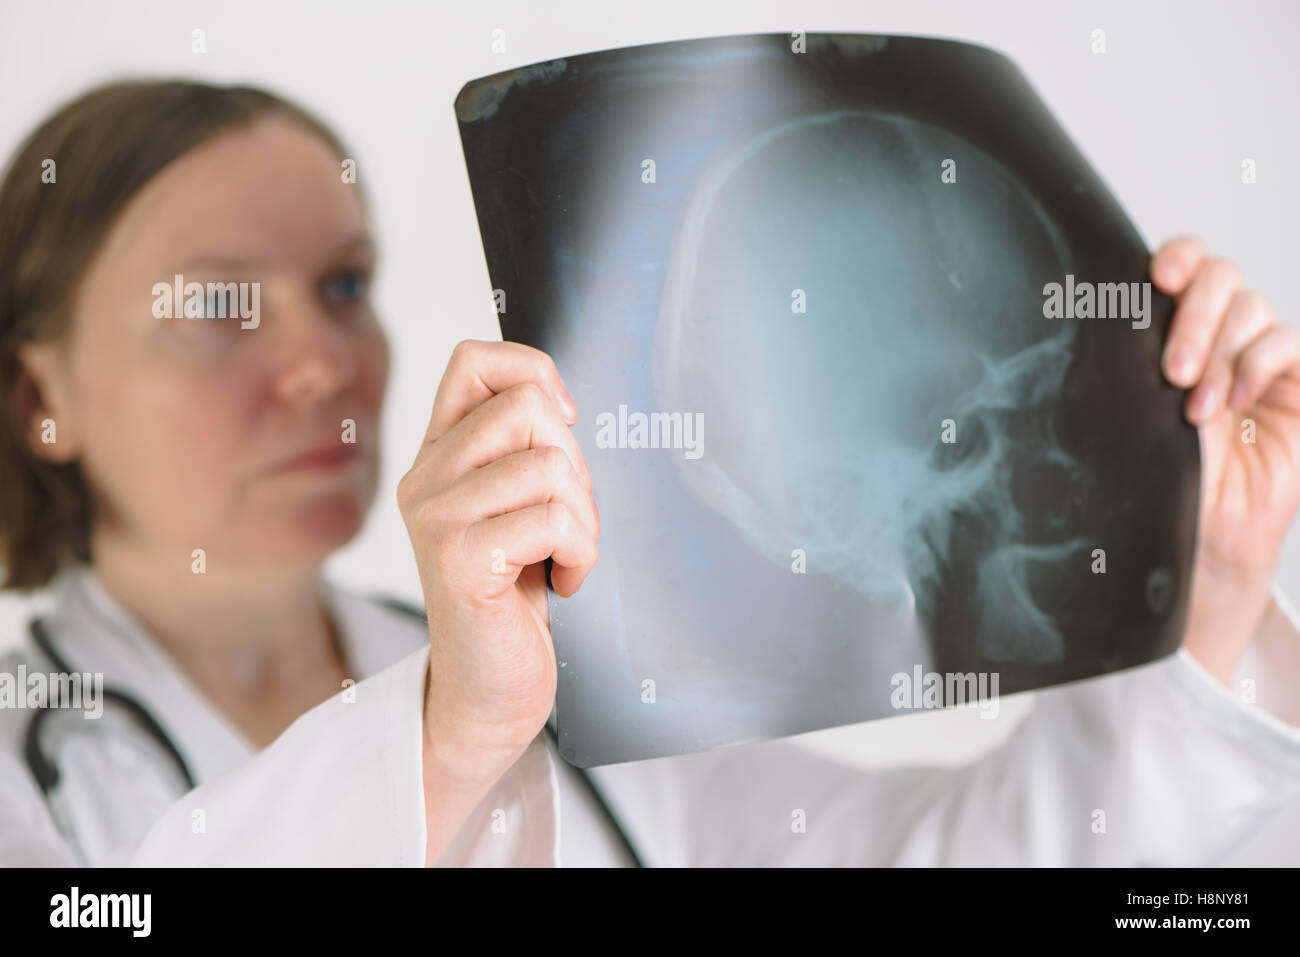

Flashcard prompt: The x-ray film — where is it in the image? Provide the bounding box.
[454,33,1201,767]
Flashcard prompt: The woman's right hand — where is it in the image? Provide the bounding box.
[397,339,598,861]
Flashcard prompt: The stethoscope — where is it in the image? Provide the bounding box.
[22,615,198,864]
[545,725,643,866]
[21,604,645,867]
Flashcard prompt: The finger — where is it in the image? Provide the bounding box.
[437,445,599,540]
[1150,236,1208,295]
[424,339,577,445]
[1185,288,1275,425]
[417,382,592,495]
[1227,323,1300,412]
[462,503,599,599]
[1161,257,1243,388]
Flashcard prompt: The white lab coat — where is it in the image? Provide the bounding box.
[3,561,1300,866]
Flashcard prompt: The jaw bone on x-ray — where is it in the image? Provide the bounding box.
[454,33,1201,767]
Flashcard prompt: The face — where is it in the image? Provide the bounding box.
[23,117,389,568]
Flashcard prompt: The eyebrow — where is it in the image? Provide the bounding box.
[164,233,376,274]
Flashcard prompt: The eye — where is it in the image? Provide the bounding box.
[320,269,369,307]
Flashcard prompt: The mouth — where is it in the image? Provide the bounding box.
[273,441,364,473]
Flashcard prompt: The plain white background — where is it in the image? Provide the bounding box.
[1,0,1298,864]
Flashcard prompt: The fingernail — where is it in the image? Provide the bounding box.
[1164,344,1195,384]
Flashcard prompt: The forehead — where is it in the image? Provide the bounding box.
[96,116,366,271]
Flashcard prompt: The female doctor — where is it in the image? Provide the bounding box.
[2,79,1300,867]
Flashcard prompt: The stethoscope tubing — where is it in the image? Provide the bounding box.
[23,617,198,795]
[19,613,646,867]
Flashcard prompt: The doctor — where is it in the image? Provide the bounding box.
[2,79,1300,868]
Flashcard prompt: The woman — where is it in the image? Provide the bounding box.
[2,79,1299,867]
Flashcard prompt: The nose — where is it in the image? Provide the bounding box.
[268,286,359,407]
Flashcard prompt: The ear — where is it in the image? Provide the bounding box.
[12,342,80,463]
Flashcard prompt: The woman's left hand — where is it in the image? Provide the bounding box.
[1153,237,1300,685]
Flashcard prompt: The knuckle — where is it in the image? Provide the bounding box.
[395,469,420,514]
[543,501,570,533]
[449,338,480,365]
[507,381,547,418]
[446,341,470,372]
[410,496,449,534]
[532,346,557,372]
[1223,286,1247,310]
[541,351,563,383]
[1239,287,1265,309]
[538,444,569,477]
[1204,257,1242,288]
[1231,287,1266,320]
[1245,289,1276,325]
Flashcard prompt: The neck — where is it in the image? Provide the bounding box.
[87,527,344,705]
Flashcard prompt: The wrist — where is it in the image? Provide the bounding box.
[1183,554,1276,687]
[422,711,529,790]
[419,666,535,867]
[420,660,535,786]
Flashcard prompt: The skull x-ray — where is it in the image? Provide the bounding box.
[454,33,1201,766]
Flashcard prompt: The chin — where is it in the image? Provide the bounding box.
[233,460,380,560]
[298,493,371,547]
[258,486,375,561]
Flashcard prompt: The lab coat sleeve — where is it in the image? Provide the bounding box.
[642,586,1300,866]
[121,644,431,866]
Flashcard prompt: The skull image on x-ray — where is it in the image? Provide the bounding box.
[654,108,1084,669]
[456,33,1200,766]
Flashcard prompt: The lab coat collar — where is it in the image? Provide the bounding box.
[38,562,428,786]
